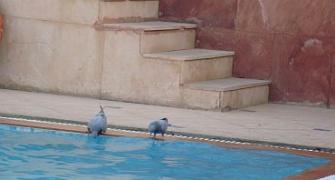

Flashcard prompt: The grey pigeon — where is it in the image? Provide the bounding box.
[148,118,169,138]
[88,106,107,137]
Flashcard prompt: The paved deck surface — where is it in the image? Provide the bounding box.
[0,89,334,149]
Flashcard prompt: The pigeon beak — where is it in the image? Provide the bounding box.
[160,118,168,121]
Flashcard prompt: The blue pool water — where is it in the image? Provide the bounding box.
[0,124,329,179]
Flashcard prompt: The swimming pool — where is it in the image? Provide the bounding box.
[0,124,330,179]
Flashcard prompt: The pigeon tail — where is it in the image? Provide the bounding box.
[99,105,104,113]
[91,131,99,137]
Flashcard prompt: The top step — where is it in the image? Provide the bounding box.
[184,78,271,92]
[101,0,159,1]
[100,0,159,2]
[101,21,197,31]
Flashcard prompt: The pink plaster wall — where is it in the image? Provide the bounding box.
[160,0,335,107]
[0,15,3,40]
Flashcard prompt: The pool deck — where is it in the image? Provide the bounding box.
[0,88,334,150]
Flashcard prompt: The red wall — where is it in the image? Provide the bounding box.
[160,0,335,107]
[0,15,3,40]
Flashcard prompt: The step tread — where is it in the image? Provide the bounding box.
[102,0,158,2]
[143,49,234,61]
[184,78,271,92]
[103,21,197,31]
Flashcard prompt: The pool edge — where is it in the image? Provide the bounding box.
[0,112,334,154]
[0,115,334,179]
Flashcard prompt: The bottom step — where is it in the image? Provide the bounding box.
[182,78,271,111]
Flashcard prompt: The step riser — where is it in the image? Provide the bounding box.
[0,0,99,25]
[101,60,182,106]
[99,0,159,22]
[140,29,196,54]
[0,0,159,24]
[142,56,233,85]
[182,89,221,110]
[181,57,233,84]
[183,86,269,111]
[220,86,269,111]
[0,17,103,97]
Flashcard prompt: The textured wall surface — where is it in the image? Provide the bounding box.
[0,15,3,40]
[160,0,335,107]
[0,1,103,97]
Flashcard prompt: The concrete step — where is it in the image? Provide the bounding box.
[101,21,197,31]
[144,49,234,60]
[99,0,159,22]
[183,78,271,111]
[144,49,234,84]
[99,21,197,53]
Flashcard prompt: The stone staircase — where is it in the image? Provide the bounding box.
[97,0,271,111]
[0,0,270,111]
